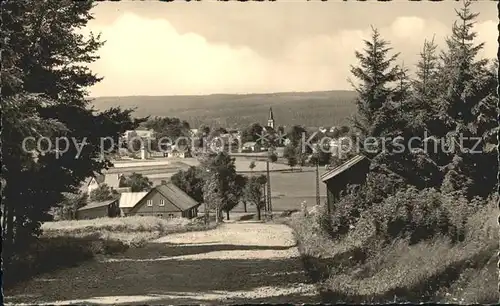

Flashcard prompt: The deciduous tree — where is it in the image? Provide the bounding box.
[121,173,153,192]
[171,166,204,203]
[243,175,267,221]
[89,184,118,202]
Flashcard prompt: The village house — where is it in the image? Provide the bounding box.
[119,182,200,218]
[76,199,120,220]
[123,129,155,140]
[166,148,190,158]
[81,173,131,195]
[242,141,261,152]
[321,155,371,214]
[190,128,199,137]
[164,144,191,158]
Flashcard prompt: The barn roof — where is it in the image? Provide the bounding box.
[118,183,199,211]
[155,183,200,211]
[77,199,117,211]
[103,174,123,189]
[119,191,149,208]
[321,155,367,182]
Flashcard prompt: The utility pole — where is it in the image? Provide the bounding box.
[266,153,273,220]
[204,169,212,226]
[315,158,321,207]
[262,183,267,220]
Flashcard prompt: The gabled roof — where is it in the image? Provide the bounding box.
[119,183,199,211]
[155,183,200,211]
[115,186,132,193]
[103,174,122,189]
[77,199,117,211]
[89,173,105,184]
[119,191,149,208]
[321,155,367,182]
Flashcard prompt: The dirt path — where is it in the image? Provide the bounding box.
[5,222,320,305]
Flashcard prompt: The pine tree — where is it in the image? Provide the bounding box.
[436,0,496,198]
[437,0,488,130]
[2,0,142,256]
[349,27,400,139]
[413,37,441,110]
[392,62,412,106]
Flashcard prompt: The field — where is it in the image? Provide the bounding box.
[109,158,328,213]
[231,168,328,213]
[91,90,357,128]
[42,216,211,246]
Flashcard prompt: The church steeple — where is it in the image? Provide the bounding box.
[267,107,275,129]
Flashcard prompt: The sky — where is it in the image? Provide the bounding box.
[84,0,497,97]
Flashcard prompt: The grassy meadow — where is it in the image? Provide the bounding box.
[5,216,215,288]
[42,216,212,246]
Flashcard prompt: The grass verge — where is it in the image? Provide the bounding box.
[285,205,497,304]
[4,216,216,288]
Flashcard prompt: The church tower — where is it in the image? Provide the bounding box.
[267,107,275,129]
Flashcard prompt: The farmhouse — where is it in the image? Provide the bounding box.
[81,173,128,195]
[165,145,191,158]
[242,141,261,152]
[321,155,370,213]
[76,199,120,220]
[119,182,200,219]
[123,129,155,140]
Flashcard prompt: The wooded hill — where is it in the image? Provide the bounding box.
[90,90,357,129]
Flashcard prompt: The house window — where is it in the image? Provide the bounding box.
[159,200,165,206]
[147,200,153,207]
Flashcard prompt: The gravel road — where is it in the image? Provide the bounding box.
[5,222,319,305]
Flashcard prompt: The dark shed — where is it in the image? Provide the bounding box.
[321,155,370,213]
[76,199,120,220]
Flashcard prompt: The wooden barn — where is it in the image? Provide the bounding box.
[321,155,371,213]
[76,199,120,220]
[119,182,200,219]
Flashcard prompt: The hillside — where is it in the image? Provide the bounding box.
[90,90,358,129]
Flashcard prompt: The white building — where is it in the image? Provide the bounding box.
[123,129,155,140]
[242,142,260,152]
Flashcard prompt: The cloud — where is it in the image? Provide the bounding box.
[86,13,497,97]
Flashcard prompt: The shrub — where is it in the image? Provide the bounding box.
[363,169,408,205]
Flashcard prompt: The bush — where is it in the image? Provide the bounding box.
[321,183,488,247]
[317,184,367,240]
[363,169,407,205]
[370,188,471,244]
[289,194,497,304]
